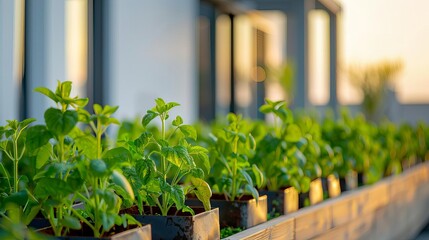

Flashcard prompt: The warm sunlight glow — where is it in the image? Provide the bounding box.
[339,0,429,104]
[216,15,231,110]
[308,10,330,105]
[13,0,25,85]
[66,0,87,91]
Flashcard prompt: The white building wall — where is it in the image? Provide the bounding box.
[0,0,20,123]
[26,0,66,123]
[106,0,198,122]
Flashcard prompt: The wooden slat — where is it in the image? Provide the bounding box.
[295,207,331,240]
[225,162,429,240]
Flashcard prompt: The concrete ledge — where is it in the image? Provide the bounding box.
[225,162,429,240]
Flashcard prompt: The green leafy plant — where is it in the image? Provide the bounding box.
[220,226,243,238]
[348,60,402,122]
[252,100,310,193]
[31,81,88,236]
[0,203,47,240]
[207,113,264,201]
[121,98,212,216]
[0,119,41,226]
[33,81,137,237]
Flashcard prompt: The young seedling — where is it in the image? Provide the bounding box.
[121,98,212,216]
[208,113,264,201]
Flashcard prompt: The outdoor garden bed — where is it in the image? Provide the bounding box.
[224,162,429,239]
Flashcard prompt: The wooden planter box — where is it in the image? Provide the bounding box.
[259,187,298,215]
[125,206,219,240]
[224,162,429,240]
[38,224,151,239]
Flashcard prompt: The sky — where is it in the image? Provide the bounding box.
[338,0,429,104]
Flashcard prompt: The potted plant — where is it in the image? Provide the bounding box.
[321,111,361,191]
[0,119,42,228]
[119,98,219,240]
[31,81,150,238]
[295,115,341,200]
[199,113,266,229]
[251,100,305,215]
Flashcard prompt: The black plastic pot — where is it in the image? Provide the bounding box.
[357,172,365,187]
[124,206,219,240]
[259,187,298,215]
[29,202,85,230]
[298,191,310,209]
[38,224,151,239]
[187,194,267,229]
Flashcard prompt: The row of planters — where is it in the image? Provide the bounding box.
[0,81,428,239]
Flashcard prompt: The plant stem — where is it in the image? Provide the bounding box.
[161,115,166,175]
[96,120,102,159]
[58,135,65,163]
[13,139,19,193]
[0,162,12,192]
[70,207,97,234]
[231,136,239,201]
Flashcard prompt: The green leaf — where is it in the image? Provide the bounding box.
[2,191,28,207]
[158,101,180,114]
[245,184,259,202]
[285,124,302,142]
[172,116,183,127]
[155,98,166,108]
[181,206,195,215]
[72,129,97,159]
[101,212,116,232]
[111,170,135,201]
[146,178,162,193]
[34,178,75,199]
[34,87,60,103]
[179,125,197,140]
[89,159,108,177]
[26,125,53,153]
[170,185,185,210]
[93,104,103,114]
[295,150,307,167]
[162,145,194,168]
[290,178,301,192]
[60,81,72,98]
[36,143,52,169]
[240,170,254,186]
[44,108,78,136]
[103,105,119,115]
[189,146,210,175]
[134,132,152,150]
[259,104,273,114]
[73,98,89,108]
[62,216,81,230]
[142,111,158,127]
[190,168,204,179]
[252,164,264,188]
[19,118,36,129]
[190,177,212,211]
[300,177,311,193]
[238,133,246,143]
[248,134,256,151]
[102,147,131,169]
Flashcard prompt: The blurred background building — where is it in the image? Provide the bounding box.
[1,0,429,124]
